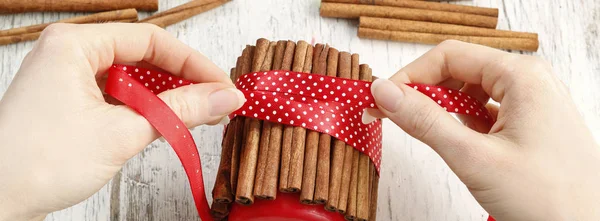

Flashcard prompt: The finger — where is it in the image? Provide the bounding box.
[109,82,246,152]
[371,78,491,169]
[36,23,231,84]
[389,40,539,104]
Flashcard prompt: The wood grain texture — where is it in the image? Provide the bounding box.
[0,0,599,220]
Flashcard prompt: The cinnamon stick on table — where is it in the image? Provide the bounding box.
[300,43,328,204]
[322,0,498,17]
[285,40,312,193]
[0,9,138,46]
[313,47,338,204]
[139,0,231,28]
[360,17,538,39]
[325,51,352,212]
[320,2,498,29]
[358,27,539,52]
[336,53,360,213]
[278,41,297,192]
[253,41,277,200]
[0,0,157,13]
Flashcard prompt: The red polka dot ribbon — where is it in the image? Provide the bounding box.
[104,64,494,221]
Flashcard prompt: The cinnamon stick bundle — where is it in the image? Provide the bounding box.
[0,0,157,13]
[322,0,498,17]
[0,9,138,46]
[320,2,498,28]
[286,41,313,193]
[360,17,538,39]
[139,0,231,28]
[358,27,540,51]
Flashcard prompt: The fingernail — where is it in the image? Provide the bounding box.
[217,116,230,125]
[208,88,246,116]
[362,109,377,124]
[371,78,403,112]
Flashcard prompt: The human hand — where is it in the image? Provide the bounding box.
[367,40,600,221]
[0,23,245,221]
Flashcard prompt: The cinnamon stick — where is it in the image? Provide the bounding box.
[253,41,277,200]
[358,27,539,52]
[231,47,253,197]
[0,0,157,13]
[322,0,498,17]
[356,64,373,221]
[139,0,231,28]
[236,41,264,205]
[259,40,290,199]
[320,2,498,28]
[278,40,297,192]
[345,147,360,220]
[210,201,230,220]
[285,40,311,193]
[314,46,336,204]
[368,167,379,221]
[360,17,538,39]
[300,44,328,204]
[337,53,360,213]
[326,51,352,212]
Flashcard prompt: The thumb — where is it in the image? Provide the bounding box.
[369,78,488,169]
[157,83,246,127]
[107,82,245,159]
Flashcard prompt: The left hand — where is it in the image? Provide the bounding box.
[0,23,245,221]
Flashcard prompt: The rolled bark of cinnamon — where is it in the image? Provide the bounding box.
[320,2,498,28]
[0,0,157,13]
[356,65,374,221]
[235,39,268,205]
[345,147,360,220]
[300,44,328,204]
[278,40,297,192]
[253,42,277,200]
[212,67,236,203]
[325,51,352,212]
[336,53,360,213]
[313,47,338,204]
[231,47,253,197]
[360,17,538,39]
[210,200,230,220]
[368,168,379,221]
[139,0,230,28]
[358,27,539,52]
[286,41,312,193]
[322,0,498,17]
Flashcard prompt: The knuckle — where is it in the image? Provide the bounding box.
[437,39,462,49]
[406,105,440,140]
[164,91,197,126]
[36,23,79,52]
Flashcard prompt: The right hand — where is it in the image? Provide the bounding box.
[368,40,600,221]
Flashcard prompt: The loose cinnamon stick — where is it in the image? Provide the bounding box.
[337,53,360,213]
[320,2,498,29]
[139,0,230,28]
[259,40,291,199]
[360,17,538,39]
[0,0,157,13]
[236,40,266,205]
[300,44,328,204]
[322,0,498,17]
[345,148,360,220]
[314,46,336,204]
[326,51,352,212]
[356,65,373,221]
[253,41,277,200]
[358,27,539,52]
[278,41,297,192]
[285,40,311,193]
[0,8,138,37]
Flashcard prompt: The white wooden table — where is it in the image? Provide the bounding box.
[1,0,599,220]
